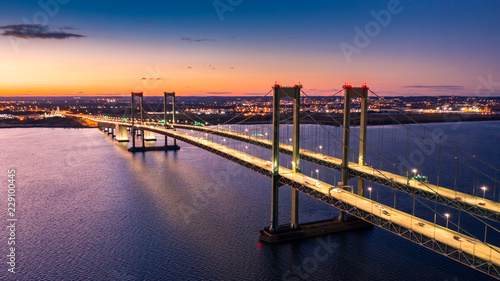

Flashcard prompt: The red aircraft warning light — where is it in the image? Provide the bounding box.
[362,83,367,88]
[345,82,352,88]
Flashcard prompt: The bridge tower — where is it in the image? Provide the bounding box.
[270,83,302,233]
[130,92,144,150]
[260,83,373,243]
[164,92,177,147]
[340,83,368,222]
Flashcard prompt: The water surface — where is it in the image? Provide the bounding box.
[0,122,498,280]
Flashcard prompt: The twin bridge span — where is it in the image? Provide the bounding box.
[71,85,500,279]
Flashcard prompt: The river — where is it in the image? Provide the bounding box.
[0,121,499,280]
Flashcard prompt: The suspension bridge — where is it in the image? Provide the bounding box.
[67,83,500,280]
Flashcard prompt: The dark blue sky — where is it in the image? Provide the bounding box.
[1,0,500,96]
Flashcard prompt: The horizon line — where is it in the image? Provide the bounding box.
[0,94,499,98]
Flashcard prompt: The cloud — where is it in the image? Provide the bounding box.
[142,77,164,80]
[0,24,85,39]
[203,64,216,70]
[403,85,464,91]
[138,20,154,24]
[187,66,193,69]
[181,37,216,43]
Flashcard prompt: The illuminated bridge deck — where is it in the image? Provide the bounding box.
[82,117,500,278]
[170,123,500,222]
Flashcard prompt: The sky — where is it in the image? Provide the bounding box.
[1,0,500,97]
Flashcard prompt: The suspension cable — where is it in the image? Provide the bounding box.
[369,89,500,179]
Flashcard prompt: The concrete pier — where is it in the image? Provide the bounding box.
[115,124,129,142]
[259,217,373,243]
[144,130,156,141]
[127,145,180,152]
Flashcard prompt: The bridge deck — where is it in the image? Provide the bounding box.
[85,117,500,278]
[170,123,500,222]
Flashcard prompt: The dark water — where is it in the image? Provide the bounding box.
[0,121,498,280]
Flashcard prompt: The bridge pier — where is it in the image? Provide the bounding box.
[102,125,114,137]
[115,124,129,142]
[259,217,373,243]
[141,129,145,148]
[144,130,156,141]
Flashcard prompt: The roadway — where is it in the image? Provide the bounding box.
[79,116,500,221]
[80,116,500,278]
[169,123,500,221]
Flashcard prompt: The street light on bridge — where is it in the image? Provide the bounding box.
[412,169,417,178]
[368,187,372,200]
[481,186,487,198]
[445,213,450,228]
[316,169,319,180]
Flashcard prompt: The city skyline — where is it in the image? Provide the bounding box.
[1,1,500,96]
